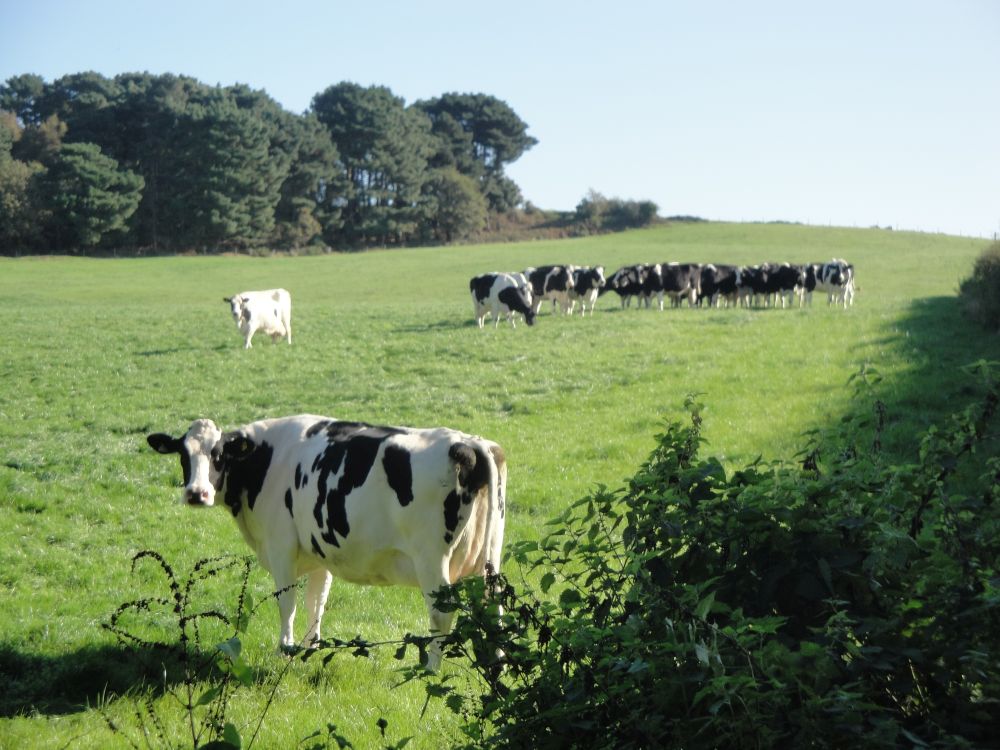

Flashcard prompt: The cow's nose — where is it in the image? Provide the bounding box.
[186,488,210,505]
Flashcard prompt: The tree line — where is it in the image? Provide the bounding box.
[0,72,557,254]
[0,72,663,255]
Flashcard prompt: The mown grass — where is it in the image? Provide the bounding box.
[0,222,996,748]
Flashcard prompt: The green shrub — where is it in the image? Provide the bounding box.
[420,366,1000,749]
[960,241,1000,330]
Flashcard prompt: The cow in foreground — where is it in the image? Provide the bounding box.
[470,273,536,328]
[147,415,507,670]
[224,289,292,349]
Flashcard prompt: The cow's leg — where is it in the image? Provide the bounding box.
[416,561,454,671]
[266,558,299,652]
[302,569,332,647]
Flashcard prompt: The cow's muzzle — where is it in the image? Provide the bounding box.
[185,487,213,506]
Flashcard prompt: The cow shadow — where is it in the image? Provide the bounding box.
[0,639,252,718]
[393,318,471,333]
[137,343,229,356]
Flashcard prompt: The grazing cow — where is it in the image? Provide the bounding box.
[470,273,536,328]
[525,265,576,314]
[224,289,292,349]
[698,264,738,307]
[803,259,856,307]
[147,415,507,670]
[601,264,648,309]
[567,265,606,316]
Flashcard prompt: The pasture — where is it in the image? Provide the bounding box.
[0,222,995,748]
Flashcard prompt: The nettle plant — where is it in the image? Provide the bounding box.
[103,553,389,750]
[417,363,1000,749]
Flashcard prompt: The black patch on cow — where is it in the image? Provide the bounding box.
[306,420,332,438]
[443,490,461,544]
[311,534,326,558]
[294,462,303,489]
[311,421,408,547]
[179,450,192,486]
[382,444,413,506]
[284,487,294,516]
[221,439,274,517]
[470,274,497,303]
[443,442,494,543]
[497,285,534,321]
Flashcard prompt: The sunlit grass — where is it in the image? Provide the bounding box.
[0,222,995,748]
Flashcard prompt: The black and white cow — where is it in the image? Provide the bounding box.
[525,265,576,314]
[658,263,702,308]
[765,263,807,308]
[601,264,648,309]
[803,259,855,307]
[642,263,701,310]
[470,273,536,328]
[698,264,739,307]
[735,265,769,307]
[567,265,606,316]
[147,415,507,670]
[224,289,292,349]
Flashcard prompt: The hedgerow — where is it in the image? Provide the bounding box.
[416,363,1000,749]
[960,241,1000,331]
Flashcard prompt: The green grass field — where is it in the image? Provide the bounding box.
[0,222,996,748]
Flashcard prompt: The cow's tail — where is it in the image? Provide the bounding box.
[448,440,506,579]
[481,442,506,580]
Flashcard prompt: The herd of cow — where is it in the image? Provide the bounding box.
[470,258,857,328]
[144,257,853,670]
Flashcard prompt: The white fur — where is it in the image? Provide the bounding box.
[224,288,292,349]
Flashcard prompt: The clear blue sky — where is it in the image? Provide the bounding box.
[3,0,998,237]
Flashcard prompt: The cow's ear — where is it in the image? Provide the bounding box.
[147,433,182,454]
[222,432,255,461]
[223,296,232,303]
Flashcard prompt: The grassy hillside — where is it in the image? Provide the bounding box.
[0,223,995,748]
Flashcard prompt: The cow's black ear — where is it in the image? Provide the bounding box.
[222,432,255,460]
[147,433,182,454]
[223,296,232,303]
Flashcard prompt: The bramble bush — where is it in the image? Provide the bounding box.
[960,241,1000,331]
[416,363,1000,749]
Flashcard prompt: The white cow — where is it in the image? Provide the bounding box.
[224,288,292,349]
[147,415,506,670]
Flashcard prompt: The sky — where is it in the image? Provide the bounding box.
[2,0,998,238]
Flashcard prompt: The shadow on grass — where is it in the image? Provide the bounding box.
[847,295,1000,458]
[0,640,223,717]
[137,343,229,356]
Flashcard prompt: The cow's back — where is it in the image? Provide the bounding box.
[237,416,500,588]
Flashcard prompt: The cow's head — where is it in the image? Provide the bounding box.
[822,260,849,286]
[147,420,255,506]
[223,295,246,324]
[593,265,606,289]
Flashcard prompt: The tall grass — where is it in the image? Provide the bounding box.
[0,223,995,748]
